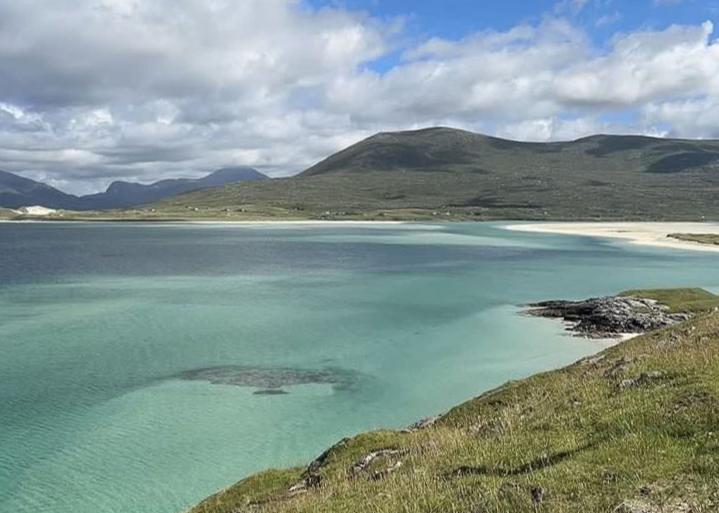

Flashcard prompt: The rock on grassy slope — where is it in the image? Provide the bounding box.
[189,290,719,513]
[527,288,719,338]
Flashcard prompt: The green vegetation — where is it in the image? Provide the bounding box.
[156,128,719,222]
[620,288,719,313]
[5,128,719,222]
[189,293,719,513]
[195,469,305,511]
[0,208,16,220]
[669,234,719,247]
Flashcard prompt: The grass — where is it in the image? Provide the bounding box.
[152,168,719,222]
[188,291,719,513]
[619,288,719,313]
[669,234,719,247]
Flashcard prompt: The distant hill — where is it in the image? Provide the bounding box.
[0,167,268,211]
[156,127,719,221]
[301,127,719,177]
[79,167,268,209]
[0,170,82,209]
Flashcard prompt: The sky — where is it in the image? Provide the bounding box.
[1,0,719,194]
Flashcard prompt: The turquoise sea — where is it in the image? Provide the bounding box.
[1,222,718,513]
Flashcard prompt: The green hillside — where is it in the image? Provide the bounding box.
[155,128,719,221]
[0,207,16,219]
[189,291,719,513]
[620,288,719,313]
[669,234,719,247]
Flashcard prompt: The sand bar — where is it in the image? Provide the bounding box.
[505,222,719,253]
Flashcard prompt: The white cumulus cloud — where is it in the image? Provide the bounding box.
[0,0,718,193]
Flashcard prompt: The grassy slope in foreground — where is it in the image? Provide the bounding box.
[190,291,719,513]
[669,234,719,248]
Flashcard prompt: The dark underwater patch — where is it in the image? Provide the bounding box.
[177,365,363,392]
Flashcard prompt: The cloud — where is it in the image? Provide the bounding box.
[327,19,719,129]
[553,21,718,108]
[644,98,719,138]
[0,0,390,192]
[0,0,718,193]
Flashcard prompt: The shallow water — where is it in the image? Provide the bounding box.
[1,222,717,513]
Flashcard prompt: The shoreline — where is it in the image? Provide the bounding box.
[0,219,413,226]
[5,219,719,253]
[505,221,719,253]
[5,218,719,252]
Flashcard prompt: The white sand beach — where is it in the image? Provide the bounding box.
[505,222,719,253]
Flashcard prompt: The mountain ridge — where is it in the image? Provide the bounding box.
[80,167,268,209]
[0,167,268,210]
[155,127,719,221]
[0,169,83,210]
[300,127,719,177]
[6,127,719,220]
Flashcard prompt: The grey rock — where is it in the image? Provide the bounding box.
[349,449,407,481]
[369,460,402,481]
[526,296,691,338]
[305,437,350,474]
[531,486,545,504]
[618,371,666,390]
[288,473,322,495]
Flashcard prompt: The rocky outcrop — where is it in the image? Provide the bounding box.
[526,296,691,338]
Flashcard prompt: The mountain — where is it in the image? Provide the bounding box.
[301,127,719,176]
[0,167,268,211]
[0,170,82,209]
[79,167,268,210]
[156,127,719,221]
